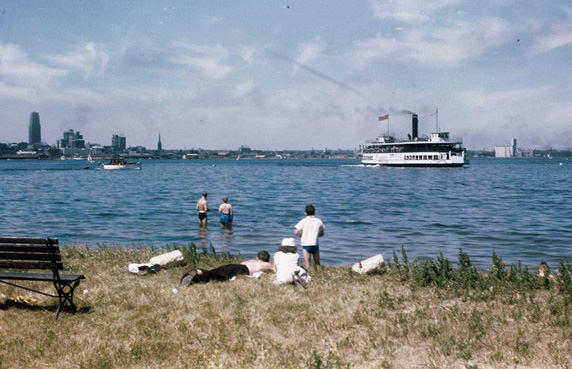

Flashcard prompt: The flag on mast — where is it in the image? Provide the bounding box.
[378,114,389,121]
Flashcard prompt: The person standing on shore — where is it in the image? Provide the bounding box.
[196,192,208,225]
[294,204,324,269]
[219,196,233,228]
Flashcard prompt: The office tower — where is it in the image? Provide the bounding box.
[112,134,126,151]
[29,112,41,145]
[61,129,86,149]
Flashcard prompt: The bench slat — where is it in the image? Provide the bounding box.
[0,261,63,270]
[0,238,58,245]
[0,244,61,253]
[0,272,85,282]
[0,252,62,262]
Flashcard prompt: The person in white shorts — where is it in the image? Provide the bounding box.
[294,204,324,269]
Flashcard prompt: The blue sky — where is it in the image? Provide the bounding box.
[0,0,571,150]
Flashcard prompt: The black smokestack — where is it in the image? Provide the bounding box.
[412,114,418,140]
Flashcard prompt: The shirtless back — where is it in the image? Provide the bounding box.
[241,259,273,275]
[196,192,208,224]
[196,197,208,212]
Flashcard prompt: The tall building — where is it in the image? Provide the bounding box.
[112,134,126,151]
[28,112,41,145]
[61,129,85,149]
[157,134,162,152]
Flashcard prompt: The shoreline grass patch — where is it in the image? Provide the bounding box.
[1,245,571,368]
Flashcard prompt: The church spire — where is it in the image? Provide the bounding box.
[157,134,162,152]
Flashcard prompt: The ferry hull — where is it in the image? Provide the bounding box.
[361,152,465,167]
[363,162,464,167]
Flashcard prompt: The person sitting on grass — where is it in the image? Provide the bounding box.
[180,250,274,286]
[273,237,311,288]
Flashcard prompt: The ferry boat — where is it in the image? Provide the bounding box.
[361,113,466,167]
[101,156,141,170]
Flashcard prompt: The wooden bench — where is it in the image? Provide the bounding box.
[0,237,85,318]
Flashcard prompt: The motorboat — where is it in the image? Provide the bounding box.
[101,157,141,170]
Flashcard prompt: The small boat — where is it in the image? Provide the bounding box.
[87,154,95,163]
[101,157,141,170]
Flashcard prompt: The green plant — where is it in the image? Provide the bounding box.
[490,251,506,280]
[456,249,481,290]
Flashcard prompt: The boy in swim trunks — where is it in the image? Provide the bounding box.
[180,250,273,286]
[294,204,324,269]
[196,192,208,225]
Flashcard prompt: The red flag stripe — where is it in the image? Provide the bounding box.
[378,114,389,121]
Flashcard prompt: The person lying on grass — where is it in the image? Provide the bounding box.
[179,250,274,286]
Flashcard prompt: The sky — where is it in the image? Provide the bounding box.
[0,0,571,150]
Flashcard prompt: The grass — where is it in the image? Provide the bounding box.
[1,245,572,368]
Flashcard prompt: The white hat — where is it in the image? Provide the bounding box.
[281,237,296,247]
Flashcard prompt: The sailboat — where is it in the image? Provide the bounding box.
[87,154,95,163]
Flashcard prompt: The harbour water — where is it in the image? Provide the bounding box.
[1,158,570,269]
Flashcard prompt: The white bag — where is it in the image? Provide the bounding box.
[352,254,384,274]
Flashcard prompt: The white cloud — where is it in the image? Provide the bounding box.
[233,80,254,97]
[171,42,232,79]
[354,17,509,66]
[370,0,461,23]
[0,43,66,92]
[293,41,323,75]
[238,45,256,64]
[529,10,572,55]
[201,16,224,25]
[458,86,553,108]
[0,43,107,106]
[45,42,109,78]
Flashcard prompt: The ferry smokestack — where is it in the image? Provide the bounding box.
[412,114,418,140]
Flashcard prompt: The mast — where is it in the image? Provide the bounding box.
[387,116,390,136]
[435,108,439,132]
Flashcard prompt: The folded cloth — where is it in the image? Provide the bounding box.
[352,254,384,274]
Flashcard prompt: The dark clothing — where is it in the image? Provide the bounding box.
[303,245,319,254]
[196,264,249,283]
[220,212,232,224]
[198,212,207,221]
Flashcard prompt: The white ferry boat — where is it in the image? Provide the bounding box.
[361,113,466,167]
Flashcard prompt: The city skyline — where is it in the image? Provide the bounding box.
[0,1,571,150]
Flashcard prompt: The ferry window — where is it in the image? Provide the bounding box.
[422,155,427,160]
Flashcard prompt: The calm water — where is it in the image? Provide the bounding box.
[1,158,571,269]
